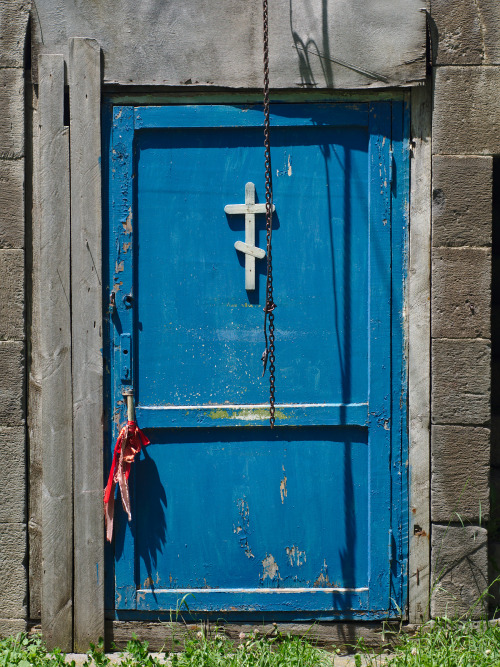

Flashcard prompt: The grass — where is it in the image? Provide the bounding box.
[363,618,500,666]
[2,619,500,666]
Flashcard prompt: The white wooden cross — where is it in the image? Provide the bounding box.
[224,182,275,290]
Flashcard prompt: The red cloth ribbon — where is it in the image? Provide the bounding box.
[104,420,150,542]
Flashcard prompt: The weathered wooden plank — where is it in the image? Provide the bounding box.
[408,85,431,623]
[69,37,104,651]
[28,80,43,621]
[38,53,73,651]
[105,620,403,652]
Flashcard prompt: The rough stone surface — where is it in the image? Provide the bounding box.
[432,339,490,425]
[431,524,488,618]
[0,1,30,68]
[0,158,25,249]
[431,425,490,523]
[0,524,27,618]
[0,68,25,159]
[0,618,27,637]
[0,341,24,425]
[432,155,492,247]
[432,1,500,65]
[31,0,426,88]
[433,67,500,155]
[0,250,24,340]
[0,427,25,524]
[432,248,491,339]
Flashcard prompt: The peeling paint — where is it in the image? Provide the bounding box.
[241,538,255,559]
[280,467,287,504]
[286,545,306,567]
[287,154,292,176]
[314,560,333,587]
[208,407,287,421]
[122,207,133,234]
[115,260,124,273]
[208,408,230,420]
[238,498,250,530]
[262,554,280,581]
[113,407,121,426]
[122,241,132,253]
[233,497,251,539]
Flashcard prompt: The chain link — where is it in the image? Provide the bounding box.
[262,0,276,428]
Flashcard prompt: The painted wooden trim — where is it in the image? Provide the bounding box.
[69,37,104,650]
[105,90,408,107]
[135,403,369,428]
[134,103,369,130]
[39,53,73,652]
[408,85,432,623]
[366,102,393,613]
[135,589,370,615]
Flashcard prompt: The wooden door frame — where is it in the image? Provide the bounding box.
[37,34,431,644]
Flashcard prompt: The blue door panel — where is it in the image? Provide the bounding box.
[105,101,408,620]
[135,124,368,408]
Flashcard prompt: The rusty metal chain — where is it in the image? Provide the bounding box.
[262,0,276,428]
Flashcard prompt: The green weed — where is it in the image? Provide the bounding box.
[5,618,500,666]
[169,628,332,666]
[0,633,74,666]
[358,618,500,666]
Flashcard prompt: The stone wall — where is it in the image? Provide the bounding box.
[0,0,30,635]
[430,2,496,617]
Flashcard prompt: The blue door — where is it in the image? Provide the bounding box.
[105,101,408,620]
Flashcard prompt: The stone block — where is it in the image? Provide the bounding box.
[0,68,24,159]
[431,425,489,523]
[0,250,24,340]
[433,67,500,155]
[0,159,24,248]
[432,1,500,66]
[0,618,27,637]
[432,339,490,425]
[432,248,491,339]
[0,341,24,425]
[0,524,27,618]
[0,2,30,68]
[431,524,487,618]
[432,156,492,247]
[0,427,25,524]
